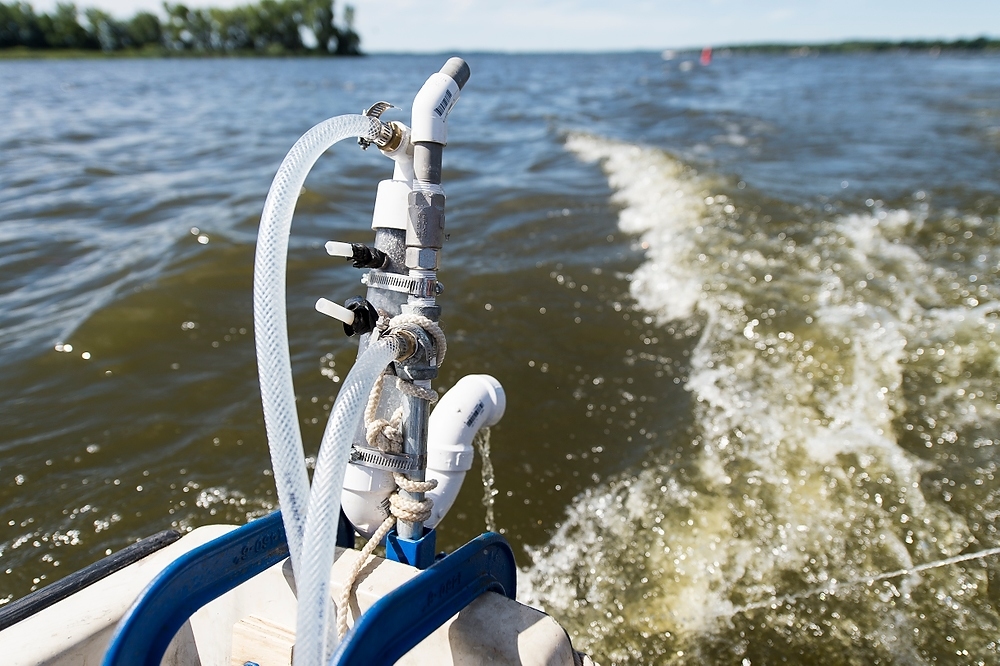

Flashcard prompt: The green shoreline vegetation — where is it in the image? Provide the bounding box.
[713,36,1000,55]
[0,0,361,56]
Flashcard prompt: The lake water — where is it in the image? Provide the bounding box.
[2,51,1000,664]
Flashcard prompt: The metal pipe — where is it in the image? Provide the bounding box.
[396,58,470,540]
[397,386,430,539]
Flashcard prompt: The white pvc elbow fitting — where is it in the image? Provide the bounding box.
[425,374,505,527]
[410,72,461,145]
[341,461,395,539]
[341,374,505,538]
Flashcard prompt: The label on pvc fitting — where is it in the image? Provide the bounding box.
[433,88,454,118]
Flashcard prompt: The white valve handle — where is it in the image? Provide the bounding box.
[325,241,354,258]
[315,297,355,325]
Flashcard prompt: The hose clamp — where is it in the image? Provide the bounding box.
[349,445,426,473]
[361,271,441,298]
[358,102,400,151]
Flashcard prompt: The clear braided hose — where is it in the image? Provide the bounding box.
[253,113,380,577]
[294,335,402,666]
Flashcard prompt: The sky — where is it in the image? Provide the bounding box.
[26,0,1000,52]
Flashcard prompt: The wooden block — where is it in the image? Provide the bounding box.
[230,615,295,666]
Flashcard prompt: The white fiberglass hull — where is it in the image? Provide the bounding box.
[0,524,584,666]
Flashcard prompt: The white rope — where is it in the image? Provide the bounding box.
[334,474,440,641]
[395,378,439,403]
[362,368,388,425]
[335,515,395,641]
[389,473,437,523]
[335,313,445,641]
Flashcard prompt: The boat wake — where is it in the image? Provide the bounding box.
[522,133,1000,664]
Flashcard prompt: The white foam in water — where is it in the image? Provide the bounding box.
[524,134,1000,662]
[565,134,710,322]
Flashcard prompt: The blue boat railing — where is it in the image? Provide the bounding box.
[330,531,516,665]
[102,511,289,666]
[101,511,517,666]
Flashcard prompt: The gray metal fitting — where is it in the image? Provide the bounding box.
[393,325,438,381]
[406,190,446,249]
[394,328,418,361]
[378,121,405,152]
[405,247,439,270]
[396,365,438,381]
[402,302,441,321]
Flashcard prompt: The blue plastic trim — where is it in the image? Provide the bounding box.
[385,527,437,569]
[331,531,517,666]
[102,511,288,666]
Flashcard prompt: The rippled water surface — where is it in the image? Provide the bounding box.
[2,52,1000,664]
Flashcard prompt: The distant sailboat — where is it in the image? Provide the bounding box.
[700,46,712,66]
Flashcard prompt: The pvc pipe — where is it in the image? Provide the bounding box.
[383,122,415,183]
[425,375,505,528]
[370,180,411,231]
[410,73,460,146]
[341,462,395,539]
[339,374,505,537]
[410,57,470,145]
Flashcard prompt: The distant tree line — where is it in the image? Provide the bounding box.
[719,37,999,55]
[0,0,361,54]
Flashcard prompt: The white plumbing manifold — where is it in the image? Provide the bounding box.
[341,374,505,537]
